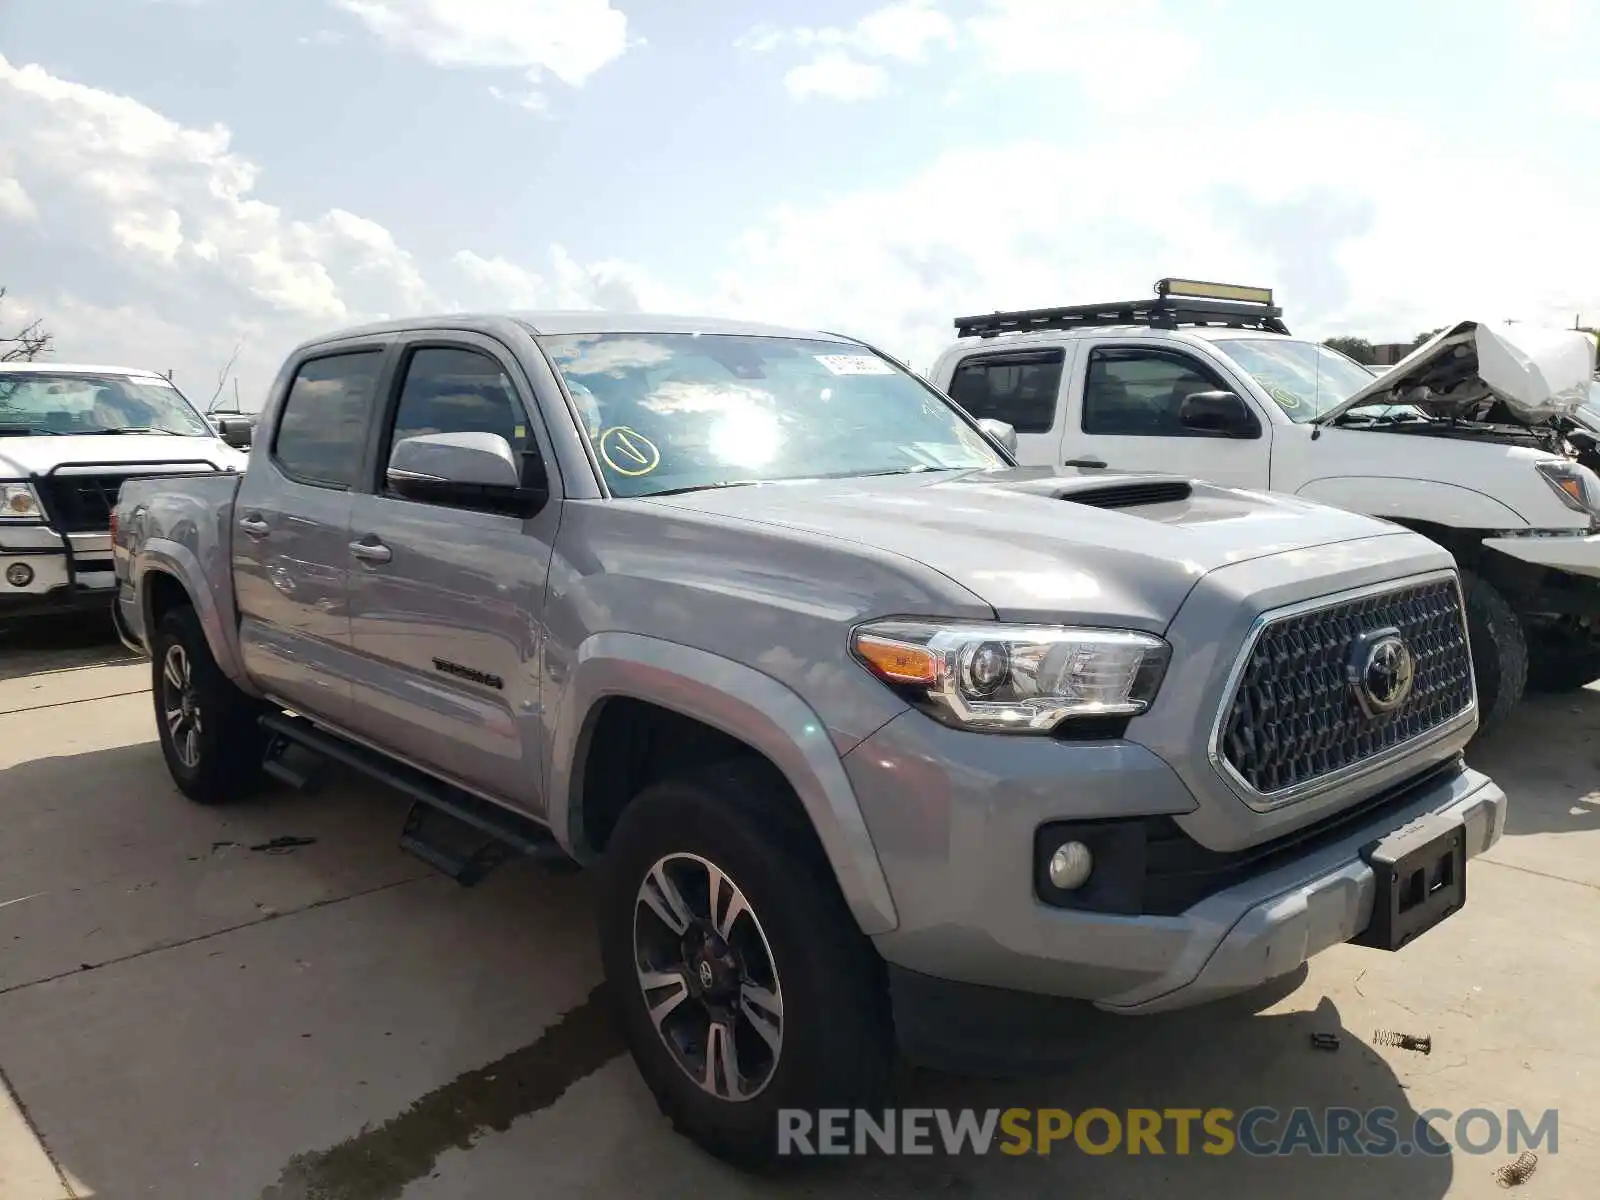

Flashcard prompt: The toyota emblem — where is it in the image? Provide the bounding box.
[1346,627,1416,717]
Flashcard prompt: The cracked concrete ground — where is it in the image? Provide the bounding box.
[1,615,1597,1199]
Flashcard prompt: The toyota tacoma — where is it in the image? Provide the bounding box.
[111,310,1508,1166]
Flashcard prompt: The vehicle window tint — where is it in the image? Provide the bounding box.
[1082,348,1232,436]
[946,351,1062,433]
[387,347,529,468]
[273,351,384,487]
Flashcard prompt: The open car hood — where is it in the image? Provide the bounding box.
[1315,321,1598,426]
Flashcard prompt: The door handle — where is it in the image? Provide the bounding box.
[238,514,269,538]
[349,537,392,565]
[1064,457,1107,469]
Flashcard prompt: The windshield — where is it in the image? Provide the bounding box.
[1217,339,1384,423]
[0,372,212,436]
[540,332,1006,497]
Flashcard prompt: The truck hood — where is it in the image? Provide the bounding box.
[0,434,246,478]
[1318,320,1597,426]
[644,468,1398,630]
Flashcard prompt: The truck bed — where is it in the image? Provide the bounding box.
[114,471,246,654]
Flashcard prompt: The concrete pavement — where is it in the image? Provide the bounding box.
[1,620,1596,1199]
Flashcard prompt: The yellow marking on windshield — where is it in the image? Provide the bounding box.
[599,426,661,477]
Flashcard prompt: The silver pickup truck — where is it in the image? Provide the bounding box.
[112,310,1508,1166]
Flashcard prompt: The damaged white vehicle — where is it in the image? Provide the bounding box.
[929,281,1600,733]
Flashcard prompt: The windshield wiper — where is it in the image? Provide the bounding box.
[0,425,61,436]
[858,466,963,477]
[80,427,164,435]
[642,466,967,496]
[642,480,765,497]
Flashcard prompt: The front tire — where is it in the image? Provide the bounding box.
[597,760,893,1169]
[1460,570,1527,738]
[151,605,266,804]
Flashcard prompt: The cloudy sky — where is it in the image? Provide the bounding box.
[2,0,1598,408]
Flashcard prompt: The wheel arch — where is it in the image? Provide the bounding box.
[547,631,899,936]
[133,539,257,693]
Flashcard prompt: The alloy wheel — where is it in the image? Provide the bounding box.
[632,852,785,1102]
[161,643,203,769]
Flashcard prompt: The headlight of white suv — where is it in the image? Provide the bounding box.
[1535,460,1600,517]
[0,482,42,521]
[850,618,1171,733]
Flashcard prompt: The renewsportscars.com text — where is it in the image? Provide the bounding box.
[777,1106,1559,1158]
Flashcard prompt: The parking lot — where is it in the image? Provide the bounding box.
[0,617,1596,1199]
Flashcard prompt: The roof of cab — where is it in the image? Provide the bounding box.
[293,309,852,351]
[0,361,172,378]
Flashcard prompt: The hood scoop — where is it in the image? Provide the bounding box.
[1057,479,1193,509]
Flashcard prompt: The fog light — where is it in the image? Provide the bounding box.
[1047,841,1093,890]
[5,562,34,588]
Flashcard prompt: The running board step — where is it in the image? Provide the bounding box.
[261,731,324,792]
[258,712,577,886]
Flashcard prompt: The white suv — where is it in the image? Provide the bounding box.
[928,280,1600,735]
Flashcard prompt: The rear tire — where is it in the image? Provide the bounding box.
[1460,570,1527,738]
[151,605,266,804]
[597,759,893,1169]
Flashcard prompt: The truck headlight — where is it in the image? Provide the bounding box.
[1536,461,1600,517]
[850,619,1171,733]
[0,482,42,521]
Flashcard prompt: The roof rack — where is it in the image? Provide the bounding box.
[953,277,1289,339]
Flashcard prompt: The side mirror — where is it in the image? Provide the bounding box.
[1179,391,1260,438]
[216,415,254,449]
[387,432,548,515]
[976,417,1019,456]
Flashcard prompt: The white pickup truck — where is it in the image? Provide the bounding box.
[1,362,251,621]
[929,280,1600,735]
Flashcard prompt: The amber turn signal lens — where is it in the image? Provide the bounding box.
[853,633,938,686]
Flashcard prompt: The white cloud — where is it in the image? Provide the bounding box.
[745,0,1199,106]
[333,0,629,89]
[743,0,956,101]
[451,246,680,314]
[1550,78,1600,119]
[0,177,37,221]
[837,0,959,60]
[0,54,665,402]
[702,111,1600,370]
[785,53,889,102]
[452,250,546,307]
[966,0,1198,101]
[6,26,1599,423]
[487,84,549,114]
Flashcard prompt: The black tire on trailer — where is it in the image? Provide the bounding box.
[1459,569,1527,737]
[150,604,266,804]
[597,758,894,1169]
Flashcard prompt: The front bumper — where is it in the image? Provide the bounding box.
[843,710,1507,1059]
[0,524,116,618]
[1484,529,1600,580]
[1097,766,1503,1014]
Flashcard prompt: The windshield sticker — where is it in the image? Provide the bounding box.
[1268,386,1303,412]
[598,426,661,477]
[814,354,895,377]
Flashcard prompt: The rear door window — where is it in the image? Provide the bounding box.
[272,351,385,488]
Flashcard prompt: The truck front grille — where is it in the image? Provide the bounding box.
[34,474,130,533]
[1217,575,1474,799]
